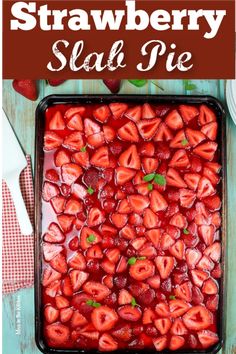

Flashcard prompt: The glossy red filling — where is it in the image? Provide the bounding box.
[41,102,222,351]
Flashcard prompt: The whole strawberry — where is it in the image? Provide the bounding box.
[47,80,66,86]
[12,80,38,101]
[103,79,121,93]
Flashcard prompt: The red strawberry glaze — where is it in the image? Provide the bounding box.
[41,102,222,351]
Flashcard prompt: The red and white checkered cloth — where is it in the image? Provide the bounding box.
[2,155,34,294]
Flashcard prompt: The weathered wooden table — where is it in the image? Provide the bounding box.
[2,79,236,354]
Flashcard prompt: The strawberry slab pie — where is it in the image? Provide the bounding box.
[36,96,225,353]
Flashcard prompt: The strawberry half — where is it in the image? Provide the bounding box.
[99,333,118,351]
[165,109,183,130]
[129,259,155,281]
[63,132,84,151]
[119,145,141,170]
[166,168,187,188]
[193,142,218,161]
[44,131,63,151]
[118,305,142,321]
[83,281,111,301]
[45,323,69,345]
[91,306,118,331]
[198,105,217,125]
[155,256,175,279]
[44,223,65,243]
[93,105,110,123]
[179,105,199,123]
[118,121,139,142]
[125,105,142,122]
[183,305,213,331]
[198,330,219,348]
[137,119,161,140]
[90,147,110,168]
[201,122,218,141]
[109,103,128,119]
[169,149,190,169]
[49,111,65,130]
[128,195,149,214]
[115,167,136,185]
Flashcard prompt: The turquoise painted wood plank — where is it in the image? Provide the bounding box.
[2,79,236,354]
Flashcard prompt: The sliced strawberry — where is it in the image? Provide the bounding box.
[87,245,103,259]
[202,195,221,211]
[202,278,218,295]
[174,281,192,302]
[139,244,157,258]
[55,295,69,309]
[68,251,86,270]
[106,248,120,263]
[61,163,82,185]
[169,335,185,350]
[137,119,161,140]
[50,253,67,274]
[166,168,187,188]
[71,311,88,328]
[99,333,118,351]
[101,259,116,274]
[118,305,142,321]
[63,132,84,151]
[153,336,167,351]
[145,229,161,248]
[44,305,59,323]
[50,196,66,214]
[112,324,132,342]
[154,318,172,335]
[67,113,83,131]
[139,142,155,156]
[170,212,187,229]
[142,157,158,174]
[170,319,188,335]
[150,190,168,212]
[198,330,219,348]
[80,227,102,250]
[116,256,128,273]
[87,207,105,227]
[205,162,221,174]
[87,132,105,148]
[45,169,59,182]
[186,248,202,269]
[119,145,141,170]
[142,103,156,119]
[155,302,170,317]
[128,195,149,214]
[179,105,199,123]
[69,270,89,292]
[201,122,218,141]
[44,223,65,243]
[115,167,136,185]
[118,121,139,142]
[125,105,142,122]
[160,232,175,250]
[155,256,175,279]
[84,118,101,136]
[93,105,110,123]
[118,289,133,305]
[57,214,74,233]
[90,146,109,168]
[129,259,155,281]
[54,149,71,167]
[135,183,150,196]
[186,128,205,147]
[143,308,156,324]
[83,281,111,301]
[117,200,132,215]
[184,173,201,191]
[165,109,183,130]
[49,111,65,130]
[64,106,85,120]
[103,125,116,142]
[169,149,190,169]
[91,305,118,331]
[42,266,61,287]
[191,269,209,287]
[179,188,196,208]
[62,276,73,297]
[169,299,191,318]
[154,123,173,141]
[197,177,215,199]
[198,105,217,125]
[109,103,128,119]
[183,305,213,330]
[169,240,185,260]
[111,213,128,228]
[45,280,61,297]
[143,208,158,228]
[170,130,189,149]
[203,167,220,186]
[206,295,219,312]
[204,242,221,262]
[42,182,60,202]
[44,131,63,151]
[197,255,214,271]
[131,237,146,250]
[198,225,215,246]
[193,142,218,161]
[43,243,63,262]
[45,323,69,345]
[64,198,82,215]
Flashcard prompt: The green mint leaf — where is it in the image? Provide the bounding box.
[131,297,137,307]
[181,139,188,146]
[183,228,189,235]
[184,80,197,91]
[143,173,155,182]
[138,256,146,260]
[147,183,153,191]
[169,295,176,300]
[128,257,137,265]
[87,186,94,195]
[80,146,87,152]
[128,79,147,87]
[93,302,101,308]
[86,300,94,306]
[154,174,166,186]
[87,234,96,243]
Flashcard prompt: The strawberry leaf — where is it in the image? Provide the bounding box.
[154,174,166,186]
[143,173,155,182]
[128,257,137,265]
[128,79,147,87]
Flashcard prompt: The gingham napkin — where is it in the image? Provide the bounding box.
[2,155,34,294]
